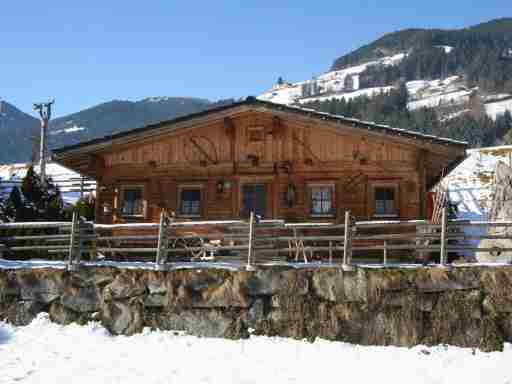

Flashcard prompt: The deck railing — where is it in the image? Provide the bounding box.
[0,208,511,270]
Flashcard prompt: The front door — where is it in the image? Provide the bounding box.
[242,184,267,218]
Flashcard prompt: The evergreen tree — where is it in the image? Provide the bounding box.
[21,165,44,214]
[3,165,67,222]
[75,196,95,221]
[4,186,25,221]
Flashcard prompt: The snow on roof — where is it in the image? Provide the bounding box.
[485,97,512,120]
[0,162,95,205]
[444,146,512,221]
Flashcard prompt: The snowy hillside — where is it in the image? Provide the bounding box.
[406,76,475,111]
[1,313,511,384]
[259,52,512,121]
[258,53,405,105]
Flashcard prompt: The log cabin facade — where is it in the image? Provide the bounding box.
[53,97,467,224]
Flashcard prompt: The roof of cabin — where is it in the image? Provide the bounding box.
[53,96,467,157]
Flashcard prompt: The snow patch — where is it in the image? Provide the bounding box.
[259,53,406,105]
[407,89,473,110]
[51,125,86,135]
[485,98,512,120]
[298,86,395,104]
[435,45,454,53]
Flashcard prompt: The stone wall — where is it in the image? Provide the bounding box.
[1,265,511,351]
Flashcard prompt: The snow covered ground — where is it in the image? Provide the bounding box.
[0,313,511,384]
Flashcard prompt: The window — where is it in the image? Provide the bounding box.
[179,187,202,216]
[374,187,397,216]
[247,126,265,142]
[121,187,144,217]
[310,185,334,216]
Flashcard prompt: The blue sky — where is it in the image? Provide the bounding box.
[0,1,510,117]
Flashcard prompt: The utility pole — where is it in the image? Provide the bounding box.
[0,99,5,132]
[33,99,54,182]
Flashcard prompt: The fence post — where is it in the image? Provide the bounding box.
[90,223,98,261]
[440,206,448,266]
[155,210,170,270]
[246,211,256,270]
[383,241,388,265]
[343,211,352,269]
[67,211,80,271]
[328,241,333,265]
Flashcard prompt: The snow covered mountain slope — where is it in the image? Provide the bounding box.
[258,53,405,105]
[406,76,476,110]
[258,55,511,123]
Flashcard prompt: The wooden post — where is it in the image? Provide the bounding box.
[90,222,98,261]
[79,176,85,199]
[293,228,299,262]
[328,240,333,264]
[383,241,388,265]
[247,211,255,270]
[440,206,448,266]
[155,210,170,269]
[67,211,80,270]
[343,211,352,267]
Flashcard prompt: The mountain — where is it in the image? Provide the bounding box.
[259,18,512,147]
[0,101,40,163]
[0,97,232,164]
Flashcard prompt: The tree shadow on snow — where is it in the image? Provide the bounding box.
[0,325,12,345]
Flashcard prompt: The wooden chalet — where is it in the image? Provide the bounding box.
[53,97,467,224]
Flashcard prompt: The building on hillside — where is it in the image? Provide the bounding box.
[53,97,467,224]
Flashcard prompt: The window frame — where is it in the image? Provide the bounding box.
[371,183,399,218]
[119,184,146,218]
[308,183,336,218]
[177,184,204,218]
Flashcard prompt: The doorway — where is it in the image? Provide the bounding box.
[241,184,267,218]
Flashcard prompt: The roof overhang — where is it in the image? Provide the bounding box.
[53,97,468,183]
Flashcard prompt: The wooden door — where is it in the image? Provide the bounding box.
[241,184,267,218]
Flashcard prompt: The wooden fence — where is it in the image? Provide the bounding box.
[1,208,512,270]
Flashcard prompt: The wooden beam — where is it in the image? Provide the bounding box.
[417,149,428,218]
[189,137,218,165]
[224,117,237,173]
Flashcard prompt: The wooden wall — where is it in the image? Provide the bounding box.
[91,109,450,224]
